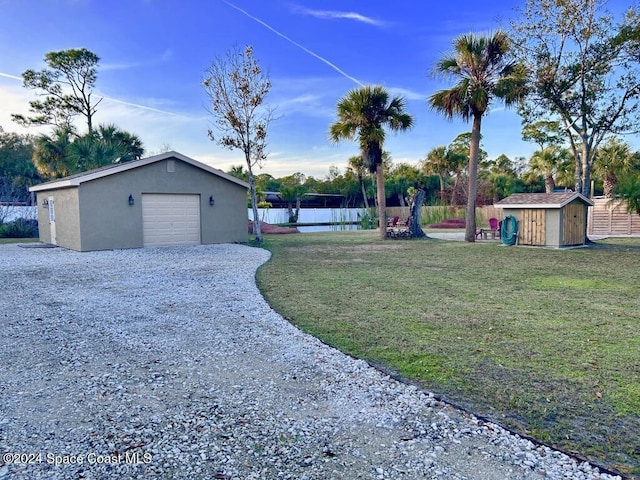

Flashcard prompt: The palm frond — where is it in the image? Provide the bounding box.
[329,84,414,172]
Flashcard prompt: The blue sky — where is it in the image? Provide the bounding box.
[0,0,630,178]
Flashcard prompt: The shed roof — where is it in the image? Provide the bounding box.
[29,151,250,192]
[494,192,594,209]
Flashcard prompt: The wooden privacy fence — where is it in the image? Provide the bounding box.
[588,198,640,236]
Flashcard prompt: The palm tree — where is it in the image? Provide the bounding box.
[67,124,144,172]
[33,124,144,178]
[593,137,634,198]
[330,85,414,239]
[615,172,640,215]
[93,124,144,163]
[554,159,575,191]
[423,146,450,203]
[227,165,249,182]
[347,155,370,209]
[528,146,570,193]
[429,31,527,242]
[32,125,75,179]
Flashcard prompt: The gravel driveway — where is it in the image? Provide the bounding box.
[0,244,621,480]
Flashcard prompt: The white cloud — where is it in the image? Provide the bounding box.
[0,75,211,157]
[96,96,208,151]
[100,49,175,71]
[291,5,386,27]
[273,93,334,119]
[0,81,49,135]
[387,86,427,102]
[0,70,357,179]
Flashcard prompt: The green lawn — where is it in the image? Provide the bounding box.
[0,237,38,244]
[256,231,640,478]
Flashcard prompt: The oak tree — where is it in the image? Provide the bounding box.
[511,0,640,197]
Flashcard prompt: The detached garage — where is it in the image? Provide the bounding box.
[29,151,249,251]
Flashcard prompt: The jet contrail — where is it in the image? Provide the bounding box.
[2,71,185,118]
[101,96,185,117]
[0,72,23,81]
[222,0,364,87]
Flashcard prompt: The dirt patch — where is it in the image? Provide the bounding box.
[248,220,299,234]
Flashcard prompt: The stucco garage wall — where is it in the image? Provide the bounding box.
[36,188,81,250]
[35,193,51,244]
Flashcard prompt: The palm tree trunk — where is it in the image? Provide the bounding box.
[545,174,555,194]
[465,115,482,242]
[294,197,301,223]
[438,175,446,205]
[376,167,386,240]
[603,172,616,198]
[287,203,295,223]
[359,177,370,209]
[409,188,427,238]
[452,173,462,206]
[372,173,378,212]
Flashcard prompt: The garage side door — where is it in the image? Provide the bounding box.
[142,194,201,247]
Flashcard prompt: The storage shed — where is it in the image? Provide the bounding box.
[494,192,594,247]
[29,151,249,251]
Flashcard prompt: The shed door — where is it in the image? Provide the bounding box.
[142,194,201,247]
[563,203,585,245]
[520,209,546,246]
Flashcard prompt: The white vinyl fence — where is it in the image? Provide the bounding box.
[0,205,37,224]
[248,207,369,232]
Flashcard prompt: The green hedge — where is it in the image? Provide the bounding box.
[0,218,38,238]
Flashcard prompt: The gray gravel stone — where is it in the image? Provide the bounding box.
[0,243,621,479]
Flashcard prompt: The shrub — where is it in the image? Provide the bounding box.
[359,209,377,230]
[0,218,39,238]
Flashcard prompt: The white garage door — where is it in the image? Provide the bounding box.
[142,194,201,247]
